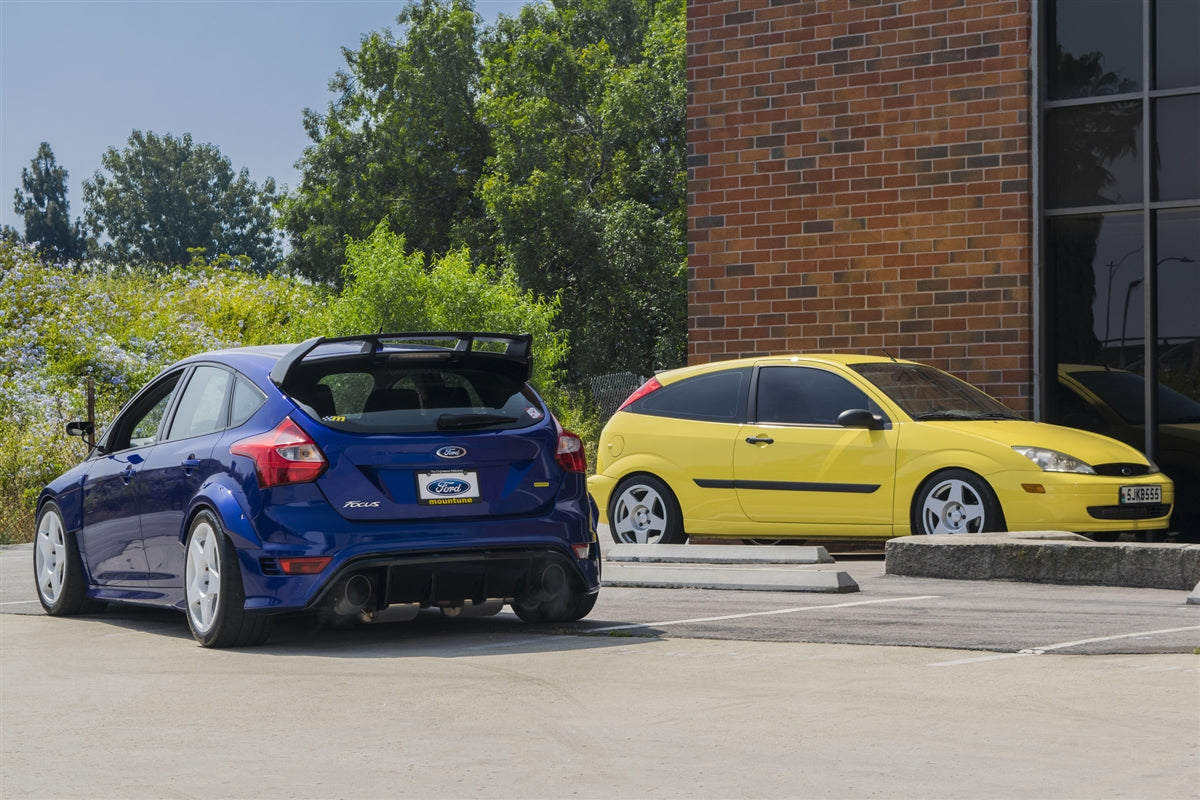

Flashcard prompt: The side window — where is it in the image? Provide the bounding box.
[109,372,183,451]
[230,376,266,428]
[166,366,232,441]
[630,368,750,422]
[128,394,175,448]
[756,367,877,425]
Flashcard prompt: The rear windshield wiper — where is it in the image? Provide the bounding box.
[436,413,520,430]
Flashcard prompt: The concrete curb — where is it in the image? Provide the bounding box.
[602,562,859,593]
[885,531,1200,591]
[606,544,834,564]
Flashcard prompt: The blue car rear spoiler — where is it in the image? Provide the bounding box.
[269,332,535,387]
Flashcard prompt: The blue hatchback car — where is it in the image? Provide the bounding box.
[33,332,600,647]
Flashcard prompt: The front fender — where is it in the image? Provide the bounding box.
[893,447,1009,530]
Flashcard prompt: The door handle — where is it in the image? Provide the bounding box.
[181,456,201,473]
[120,465,137,484]
[745,435,775,445]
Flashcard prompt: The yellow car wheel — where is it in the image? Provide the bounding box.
[912,469,1005,535]
[609,474,686,545]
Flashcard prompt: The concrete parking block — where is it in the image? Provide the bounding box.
[885,531,1200,591]
[602,562,859,592]
[606,543,833,564]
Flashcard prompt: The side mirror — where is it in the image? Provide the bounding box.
[65,421,94,438]
[837,408,885,430]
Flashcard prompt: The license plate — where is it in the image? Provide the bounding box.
[1119,484,1160,504]
[417,470,480,505]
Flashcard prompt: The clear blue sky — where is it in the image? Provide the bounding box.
[0,0,529,232]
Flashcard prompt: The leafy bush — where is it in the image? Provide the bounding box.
[0,235,582,543]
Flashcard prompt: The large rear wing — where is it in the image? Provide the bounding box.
[269,332,535,387]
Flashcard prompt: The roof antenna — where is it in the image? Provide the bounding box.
[882,348,898,362]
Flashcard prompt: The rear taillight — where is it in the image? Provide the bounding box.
[554,421,587,473]
[617,376,662,411]
[230,417,327,488]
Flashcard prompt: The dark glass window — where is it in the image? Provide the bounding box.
[230,376,266,428]
[1156,207,1200,400]
[1156,0,1200,89]
[107,372,184,452]
[167,366,232,441]
[1153,95,1200,202]
[1069,368,1200,425]
[755,367,881,425]
[1045,102,1143,208]
[1049,0,1141,100]
[630,368,749,422]
[1047,213,1144,366]
[289,363,542,433]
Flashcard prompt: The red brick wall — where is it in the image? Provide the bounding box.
[687,0,1034,411]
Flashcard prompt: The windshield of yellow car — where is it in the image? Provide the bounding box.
[852,363,1022,421]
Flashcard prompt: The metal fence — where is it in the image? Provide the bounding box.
[585,372,646,424]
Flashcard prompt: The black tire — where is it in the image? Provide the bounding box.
[184,510,272,648]
[911,469,1005,535]
[33,501,105,616]
[608,474,686,545]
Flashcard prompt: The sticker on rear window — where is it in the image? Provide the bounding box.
[525,407,543,420]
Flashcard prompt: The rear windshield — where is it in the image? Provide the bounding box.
[285,364,546,433]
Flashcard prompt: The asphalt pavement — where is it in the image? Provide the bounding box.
[2,539,1199,799]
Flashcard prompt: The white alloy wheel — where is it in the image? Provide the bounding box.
[34,507,67,606]
[186,518,223,635]
[916,471,998,534]
[609,475,685,544]
[33,501,102,615]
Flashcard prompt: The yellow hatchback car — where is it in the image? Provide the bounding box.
[589,355,1174,544]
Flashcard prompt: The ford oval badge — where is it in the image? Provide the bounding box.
[436,446,467,459]
[427,477,472,495]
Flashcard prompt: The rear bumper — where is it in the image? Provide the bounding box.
[237,505,599,612]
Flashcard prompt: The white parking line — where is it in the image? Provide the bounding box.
[459,595,943,652]
[584,595,943,634]
[928,625,1200,666]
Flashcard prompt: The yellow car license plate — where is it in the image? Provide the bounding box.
[1119,485,1161,504]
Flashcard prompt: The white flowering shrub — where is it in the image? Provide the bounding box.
[0,243,330,542]
[0,237,578,543]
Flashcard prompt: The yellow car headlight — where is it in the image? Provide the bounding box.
[1012,446,1096,474]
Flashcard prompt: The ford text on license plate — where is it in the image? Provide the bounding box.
[417,470,480,505]
[1119,485,1160,504]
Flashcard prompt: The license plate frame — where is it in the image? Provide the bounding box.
[416,470,480,505]
[1119,484,1161,505]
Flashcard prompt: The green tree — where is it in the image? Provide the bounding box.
[280,0,490,284]
[284,0,687,378]
[478,0,687,377]
[310,223,568,389]
[12,142,88,263]
[82,131,280,271]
